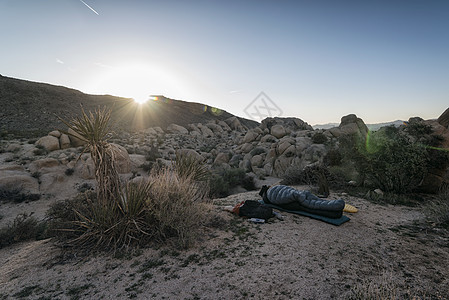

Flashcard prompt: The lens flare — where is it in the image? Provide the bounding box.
[210,107,223,116]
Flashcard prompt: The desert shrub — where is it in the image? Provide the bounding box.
[424,186,449,228]
[362,129,429,193]
[337,128,430,194]
[146,168,210,248]
[50,169,210,250]
[208,176,229,198]
[140,162,154,173]
[145,145,160,162]
[46,192,94,241]
[209,168,256,198]
[0,186,40,203]
[323,149,343,166]
[0,213,47,248]
[65,168,75,176]
[312,132,328,144]
[173,152,209,182]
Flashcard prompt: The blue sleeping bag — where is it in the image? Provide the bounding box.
[261,185,345,219]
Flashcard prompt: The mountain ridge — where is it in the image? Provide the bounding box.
[0,75,258,137]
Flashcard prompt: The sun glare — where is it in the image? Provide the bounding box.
[87,63,181,104]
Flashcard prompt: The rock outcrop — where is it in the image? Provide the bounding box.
[438,107,449,129]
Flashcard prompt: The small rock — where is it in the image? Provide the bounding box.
[35,135,60,151]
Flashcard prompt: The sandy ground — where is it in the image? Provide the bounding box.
[1,187,449,299]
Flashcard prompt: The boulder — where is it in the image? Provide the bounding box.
[110,143,131,173]
[35,135,60,151]
[327,127,342,138]
[295,137,313,152]
[225,117,244,131]
[176,149,204,162]
[142,127,158,135]
[167,124,189,135]
[129,154,147,171]
[261,134,277,143]
[277,140,293,155]
[68,128,86,147]
[214,152,230,165]
[29,158,60,174]
[271,125,287,139]
[242,131,259,144]
[206,123,223,133]
[198,124,214,137]
[250,155,264,168]
[261,117,313,132]
[5,143,21,153]
[0,170,40,195]
[239,143,254,154]
[437,107,449,128]
[59,133,71,149]
[339,114,368,137]
[152,127,164,134]
[218,120,232,132]
[48,130,61,138]
[229,154,243,168]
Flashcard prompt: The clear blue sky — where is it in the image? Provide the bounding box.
[1,0,448,125]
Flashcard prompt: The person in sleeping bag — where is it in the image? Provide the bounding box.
[259,185,345,219]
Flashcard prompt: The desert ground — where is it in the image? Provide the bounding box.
[1,186,448,300]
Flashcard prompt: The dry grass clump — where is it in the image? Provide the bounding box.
[349,271,399,300]
[147,168,211,248]
[0,213,47,248]
[51,168,211,251]
[424,185,449,228]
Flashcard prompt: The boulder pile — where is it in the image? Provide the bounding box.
[1,109,449,207]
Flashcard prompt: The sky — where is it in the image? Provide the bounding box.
[0,0,448,125]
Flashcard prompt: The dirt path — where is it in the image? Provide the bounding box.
[1,189,448,299]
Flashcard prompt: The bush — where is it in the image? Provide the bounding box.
[209,168,256,198]
[145,145,160,162]
[173,152,209,182]
[362,129,429,194]
[336,128,431,194]
[0,187,40,203]
[0,213,47,248]
[50,168,211,251]
[312,132,328,144]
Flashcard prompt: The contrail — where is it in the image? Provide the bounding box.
[79,0,99,15]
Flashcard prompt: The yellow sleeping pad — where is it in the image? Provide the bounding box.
[344,204,358,213]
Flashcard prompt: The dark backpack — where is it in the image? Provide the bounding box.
[238,200,273,220]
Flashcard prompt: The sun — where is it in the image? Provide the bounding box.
[88,63,178,104]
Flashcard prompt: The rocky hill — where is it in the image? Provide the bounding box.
[0,75,258,137]
[313,120,404,131]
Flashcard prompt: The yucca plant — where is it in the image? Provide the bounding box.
[55,107,213,251]
[60,107,121,206]
[68,181,154,249]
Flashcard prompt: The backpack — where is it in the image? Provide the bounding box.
[238,200,273,220]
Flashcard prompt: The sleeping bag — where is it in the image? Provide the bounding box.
[260,185,345,219]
